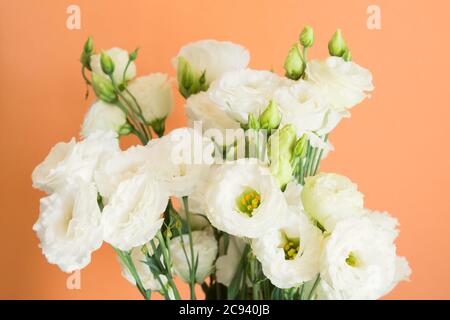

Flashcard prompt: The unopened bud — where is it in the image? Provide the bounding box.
[294,134,308,157]
[299,26,314,48]
[284,44,305,80]
[259,100,281,130]
[92,73,117,103]
[129,48,139,61]
[100,51,115,76]
[248,113,260,130]
[342,49,352,62]
[328,29,348,57]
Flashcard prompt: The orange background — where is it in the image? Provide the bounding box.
[0,0,449,299]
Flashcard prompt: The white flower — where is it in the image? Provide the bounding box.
[216,236,248,287]
[169,229,218,283]
[208,69,289,123]
[252,207,323,288]
[119,243,165,292]
[319,213,409,300]
[173,39,249,85]
[95,144,153,203]
[127,73,174,124]
[90,47,136,84]
[185,92,241,137]
[32,131,119,193]
[305,57,374,111]
[33,182,103,272]
[205,160,287,238]
[145,128,214,197]
[81,100,127,138]
[102,172,169,251]
[273,81,349,137]
[301,173,364,231]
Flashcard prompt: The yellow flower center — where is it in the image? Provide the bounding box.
[279,231,300,260]
[236,188,261,217]
[346,252,358,267]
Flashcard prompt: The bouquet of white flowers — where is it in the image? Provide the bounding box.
[32,26,410,300]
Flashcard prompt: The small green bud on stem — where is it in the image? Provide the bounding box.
[328,29,348,57]
[299,26,314,48]
[284,44,305,80]
[259,100,282,130]
[100,51,115,75]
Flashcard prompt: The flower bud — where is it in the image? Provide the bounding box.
[328,29,348,57]
[80,37,94,69]
[118,123,133,136]
[284,44,305,80]
[177,57,195,98]
[342,49,352,62]
[129,48,139,61]
[259,100,281,130]
[293,134,308,157]
[83,36,94,54]
[248,113,260,130]
[91,73,117,103]
[100,51,115,76]
[299,26,314,48]
[268,124,297,188]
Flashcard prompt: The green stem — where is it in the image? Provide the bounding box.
[155,231,182,300]
[307,275,321,300]
[182,196,197,300]
[114,247,150,300]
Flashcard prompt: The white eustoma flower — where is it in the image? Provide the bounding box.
[127,73,174,124]
[185,91,241,137]
[208,69,290,124]
[33,182,103,272]
[205,160,287,238]
[120,243,166,292]
[95,144,153,203]
[90,47,136,84]
[102,172,169,251]
[301,173,364,231]
[169,229,218,283]
[273,81,349,137]
[252,207,323,288]
[145,128,214,197]
[319,213,410,300]
[305,57,374,111]
[32,131,119,193]
[173,39,250,85]
[216,236,248,287]
[81,100,127,138]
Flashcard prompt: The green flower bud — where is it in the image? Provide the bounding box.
[268,124,297,188]
[284,44,305,80]
[118,122,133,136]
[342,49,352,62]
[299,26,314,48]
[91,73,117,103]
[294,134,308,157]
[100,51,115,76]
[83,36,93,54]
[129,48,139,61]
[248,113,260,130]
[151,118,166,137]
[176,57,209,98]
[328,29,348,57]
[259,100,281,130]
[80,37,94,70]
[177,57,195,98]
